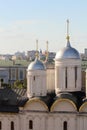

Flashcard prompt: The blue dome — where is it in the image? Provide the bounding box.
[55,41,80,60]
[28,58,46,70]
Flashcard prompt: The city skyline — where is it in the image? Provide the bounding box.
[0,0,87,54]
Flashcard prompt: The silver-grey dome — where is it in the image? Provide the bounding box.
[55,41,80,60]
[28,58,46,70]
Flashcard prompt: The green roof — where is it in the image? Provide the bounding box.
[0,60,30,67]
[0,60,13,67]
[14,60,30,67]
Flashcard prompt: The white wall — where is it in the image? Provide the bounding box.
[47,69,55,93]
[0,110,87,130]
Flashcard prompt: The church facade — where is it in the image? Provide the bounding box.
[0,21,87,130]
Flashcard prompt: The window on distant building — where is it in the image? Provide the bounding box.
[0,121,2,130]
[63,121,67,130]
[11,69,16,80]
[29,120,33,129]
[19,70,23,80]
[11,121,14,130]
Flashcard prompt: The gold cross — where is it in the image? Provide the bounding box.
[66,19,70,41]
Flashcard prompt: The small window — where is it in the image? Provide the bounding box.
[11,69,16,80]
[33,76,35,81]
[11,121,14,130]
[20,70,23,80]
[63,121,67,130]
[0,121,2,130]
[29,120,33,129]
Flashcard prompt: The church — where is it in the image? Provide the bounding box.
[0,20,87,130]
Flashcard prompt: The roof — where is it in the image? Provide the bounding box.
[0,60,30,67]
[31,93,55,110]
[0,87,28,112]
[55,41,80,60]
[28,58,46,70]
[54,91,85,110]
[0,87,85,112]
[56,92,77,105]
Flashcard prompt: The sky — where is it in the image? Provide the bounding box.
[0,0,87,54]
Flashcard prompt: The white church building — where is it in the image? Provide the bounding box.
[0,21,87,130]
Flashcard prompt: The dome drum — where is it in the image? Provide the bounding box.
[55,59,81,67]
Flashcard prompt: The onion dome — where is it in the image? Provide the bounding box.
[55,19,80,60]
[55,41,80,60]
[28,39,46,71]
[28,57,46,70]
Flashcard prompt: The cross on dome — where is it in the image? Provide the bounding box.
[66,19,70,42]
[35,39,39,58]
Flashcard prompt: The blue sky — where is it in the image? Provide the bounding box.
[0,0,87,54]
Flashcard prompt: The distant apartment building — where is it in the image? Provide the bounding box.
[48,52,56,61]
[27,50,56,61]
[27,50,36,61]
[0,60,30,85]
[12,51,26,60]
[81,48,87,60]
[85,48,87,55]
[0,54,12,60]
